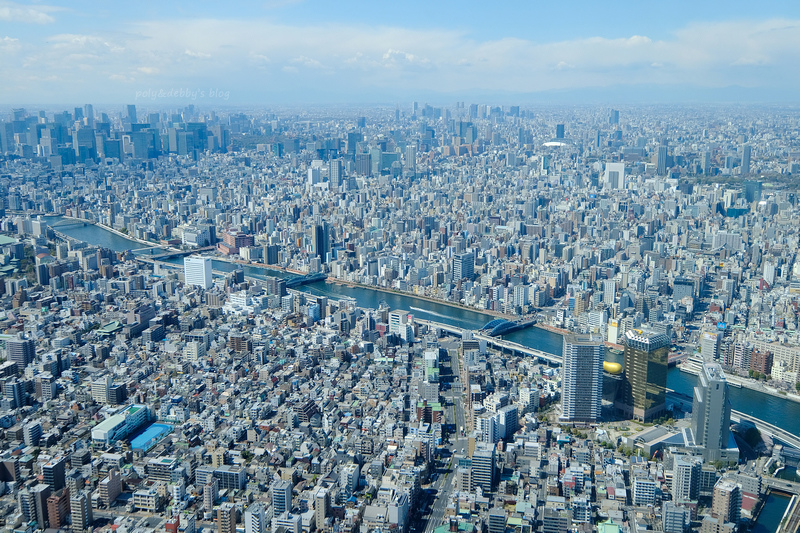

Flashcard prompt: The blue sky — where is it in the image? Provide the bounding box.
[2,0,800,105]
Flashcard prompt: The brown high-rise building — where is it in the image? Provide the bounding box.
[618,329,669,422]
[46,488,70,529]
[217,502,237,533]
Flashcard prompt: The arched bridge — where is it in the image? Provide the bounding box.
[479,317,537,336]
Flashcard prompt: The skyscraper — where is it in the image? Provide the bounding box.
[691,363,737,462]
[741,144,751,175]
[618,329,670,422]
[127,104,137,124]
[184,256,213,289]
[560,334,604,423]
[312,223,330,263]
[555,124,565,139]
[453,252,474,281]
[657,145,668,175]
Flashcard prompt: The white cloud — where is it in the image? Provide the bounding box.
[0,1,62,24]
[5,16,800,101]
[185,49,211,59]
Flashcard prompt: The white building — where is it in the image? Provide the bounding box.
[559,334,603,423]
[184,256,213,289]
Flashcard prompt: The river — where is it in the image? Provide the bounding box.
[43,215,800,437]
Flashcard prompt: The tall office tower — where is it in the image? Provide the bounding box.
[355,152,371,176]
[42,457,66,491]
[603,162,625,190]
[329,158,343,188]
[691,363,736,462]
[84,104,94,126]
[312,223,329,263]
[702,150,712,175]
[471,444,496,493]
[603,279,616,305]
[657,145,668,175]
[314,487,330,531]
[71,491,94,532]
[609,109,619,125]
[271,479,292,516]
[217,502,236,533]
[741,144,751,175]
[453,252,474,281]
[618,329,670,422]
[127,104,137,124]
[672,455,701,503]
[404,144,416,172]
[244,501,266,533]
[184,256,213,289]
[555,124,565,139]
[711,479,741,523]
[559,334,604,423]
[6,336,35,368]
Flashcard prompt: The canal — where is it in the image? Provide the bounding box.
[43,215,800,437]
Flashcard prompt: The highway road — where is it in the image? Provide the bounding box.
[416,341,469,533]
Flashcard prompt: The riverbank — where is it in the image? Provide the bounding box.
[327,279,514,320]
[679,361,800,404]
[534,323,570,336]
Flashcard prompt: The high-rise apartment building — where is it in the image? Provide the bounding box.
[70,490,93,532]
[691,363,737,462]
[271,479,292,516]
[217,502,236,533]
[560,334,604,423]
[618,329,670,422]
[244,501,266,533]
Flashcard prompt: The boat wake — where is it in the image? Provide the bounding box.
[409,306,450,320]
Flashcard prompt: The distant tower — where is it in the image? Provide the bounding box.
[555,124,565,139]
[657,145,668,175]
[618,329,670,422]
[741,144,751,175]
[701,150,712,175]
[691,363,736,462]
[127,104,137,124]
[559,334,604,423]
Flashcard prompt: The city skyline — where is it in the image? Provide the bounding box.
[2,1,800,104]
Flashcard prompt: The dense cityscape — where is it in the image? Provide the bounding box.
[0,100,798,533]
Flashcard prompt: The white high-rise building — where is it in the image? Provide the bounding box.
[184,256,213,289]
[603,162,625,190]
[244,501,266,533]
[560,334,604,423]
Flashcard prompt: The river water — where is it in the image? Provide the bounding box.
[44,216,800,436]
